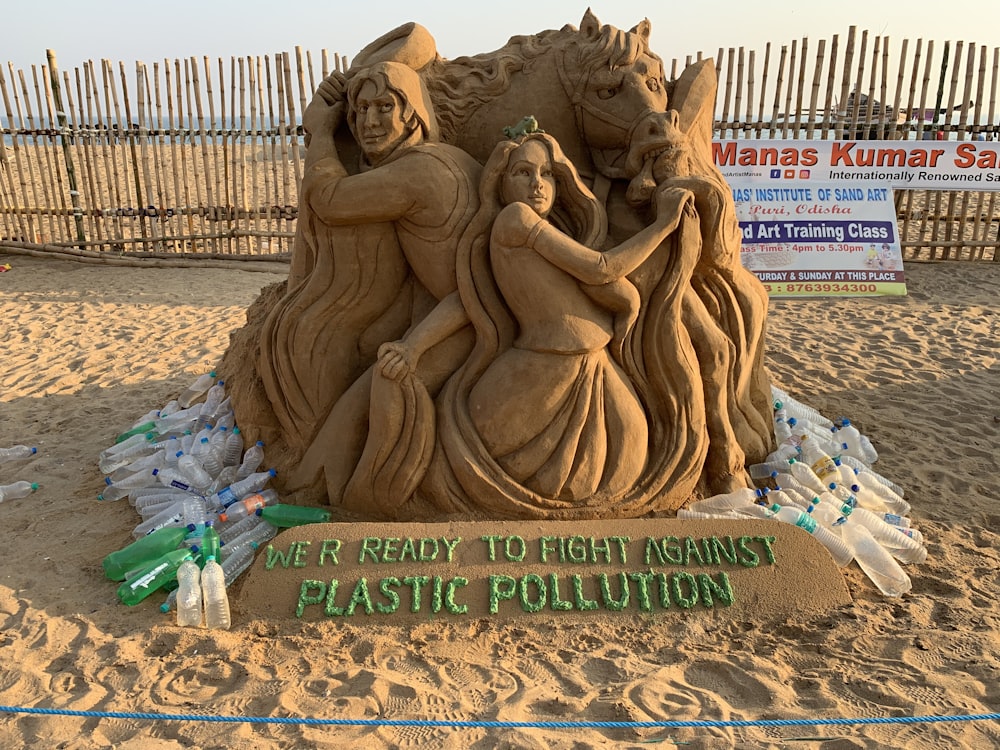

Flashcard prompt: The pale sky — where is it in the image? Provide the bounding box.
[4,0,999,74]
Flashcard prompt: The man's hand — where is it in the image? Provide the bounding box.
[303,72,347,140]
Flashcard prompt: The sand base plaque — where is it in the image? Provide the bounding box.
[235,519,851,623]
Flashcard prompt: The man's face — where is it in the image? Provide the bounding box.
[353,80,409,165]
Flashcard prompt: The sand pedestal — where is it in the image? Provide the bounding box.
[236,518,851,624]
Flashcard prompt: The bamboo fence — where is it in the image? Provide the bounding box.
[2,27,999,261]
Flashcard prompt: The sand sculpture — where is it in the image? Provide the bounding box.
[219,11,774,520]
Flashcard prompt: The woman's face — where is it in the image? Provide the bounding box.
[502,140,556,217]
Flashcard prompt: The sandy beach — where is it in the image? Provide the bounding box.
[0,250,997,749]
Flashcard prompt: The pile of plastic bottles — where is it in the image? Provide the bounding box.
[679,385,925,598]
[0,444,39,502]
[98,371,332,626]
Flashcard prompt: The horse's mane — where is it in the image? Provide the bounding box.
[423,31,560,142]
[423,21,666,144]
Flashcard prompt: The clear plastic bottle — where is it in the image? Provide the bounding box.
[842,505,927,564]
[207,465,239,495]
[766,503,854,567]
[100,433,156,474]
[175,558,203,627]
[217,489,279,523]
[235,441,266,480]
[202,556,231,629]
[0,445,37,462]
[0,481,38,502]
[221,542,259,583]
[99,469,159,502]
[193,438,223,479]
[206,468,277,511]
[840,522,911,597]
[177,371,217,409]
[176,453,214,491]
[221,521,278,560]
[222,427,244,468]
[132,497,206,539]
[784,459,829,496]
[103,525,189,580]
[748,458,790,481]
[217,513,269,545]
[107,450,164,484]
[836,454,905,497]
[195,383,226,432]
[771,389,834,428]
[117,548,194,606]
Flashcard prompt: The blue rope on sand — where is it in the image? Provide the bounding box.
[1,705,999,730]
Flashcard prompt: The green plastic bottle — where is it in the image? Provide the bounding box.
[257,504,331,528]
[102,526,189,581]
[199,522,221,567]
[117,548,194,606]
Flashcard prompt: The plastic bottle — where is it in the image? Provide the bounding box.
[132,497,207,539]
[175,558,203,627]
[840,522,911,597]
[192,438,223,479]
[177,371,217,409]
[107,450,164,483]
[836,454,905,497]
[0,445,37,462]
[748,458,790,481]
[235,441,266,480]
[217,513,270,545]
[221,521,278,560]
[222,427,244,468]
[0,481,38,502]
[771,389,834,428]
[257,503,331,528]
[766,503,854,567]
[206,468,277,511]
[784,459,829,496]
[221,542,259,584]
[202,556,231,629]
[841,504,927,564]
[797,435,839,482]
[102,525,189,580]
[200,522,222,563]
[100,433,157,474]
[99,469,159,502]
[154,466,197,494]
[177,453,212,492]
[117,548,194,606]
[217,489,279,523]
[676,507,741,520]
[195,383,226,432]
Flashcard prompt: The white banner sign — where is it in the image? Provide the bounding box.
[715,139,1000,189]
[734,181,906,297]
